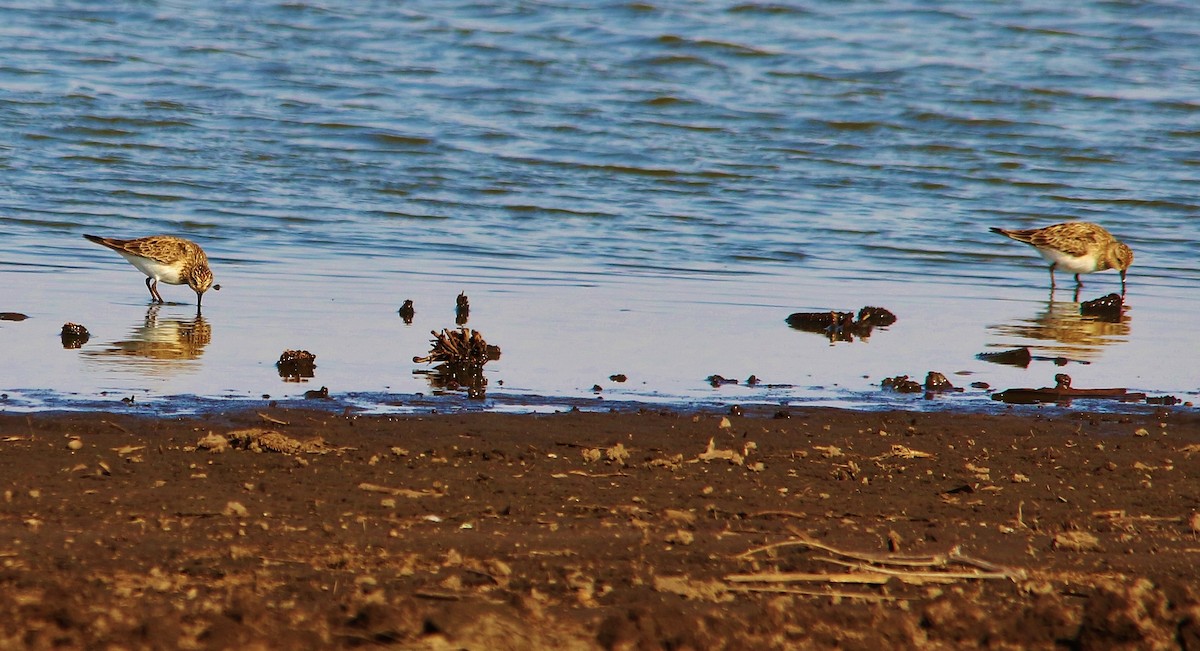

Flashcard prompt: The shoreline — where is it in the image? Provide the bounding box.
[2,406,1199,649]
[1,384,1192,419]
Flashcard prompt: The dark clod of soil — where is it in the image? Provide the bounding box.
[398,299,415,324]
[455,292,470,324]
[882,374,923,393]
[1080,292,1124,321]
[977,346,1033,368]
[707,374,738,388]
[924,371,962,392]
[856,305,897,326]
[60,322,90,348]
[303,386,330,400]
[0,312,29,321]
[786,305,896,342]
[609,374,627,383]
[277,349,317,380]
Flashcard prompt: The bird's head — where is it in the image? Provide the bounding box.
[1109,242,1134,272]
[188,264,214,306]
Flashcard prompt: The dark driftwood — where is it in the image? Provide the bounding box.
[413,327,499,366]
[993,374,1146,404]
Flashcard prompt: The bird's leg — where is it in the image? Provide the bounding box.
[1072,285,1080,303]
[1048,264,1057,289]
[144,277,156,301]
[1074,273,1083,288]
[147,278,164,304]
[1120,270,1127,296]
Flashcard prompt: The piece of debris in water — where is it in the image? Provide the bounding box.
[976,346,1089,368]
[60,322,90,349]
[398,299,415,324]
[1,312,29,321]
[786,306,896,342]
[414,327,499,366]
[976,346,1032,368]
[1080,293,1123,326]
[277,349,317,380]
[883,372,961,397]
[413,327,499,398]
[1079,292,1124,322]
[303,386,329,400]
[992,373,1147,404]
[924,371,962,393]
[707,374,738,388]
[609,373,627,383]
[455,292,470,325]
[882,375,923,393]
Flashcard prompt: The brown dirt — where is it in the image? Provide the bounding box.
[2,406,1199,649]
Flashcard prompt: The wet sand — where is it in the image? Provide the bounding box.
[1,406,1199,649]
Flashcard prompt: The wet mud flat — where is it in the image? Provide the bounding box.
[1,407,1199,649]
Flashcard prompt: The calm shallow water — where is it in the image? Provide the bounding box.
[1,1,1198,413]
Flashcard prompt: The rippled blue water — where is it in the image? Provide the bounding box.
[2,1,1198,412]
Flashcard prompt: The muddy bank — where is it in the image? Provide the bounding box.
[1,406,1199,649]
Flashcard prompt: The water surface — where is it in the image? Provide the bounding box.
[2,1,1198,413]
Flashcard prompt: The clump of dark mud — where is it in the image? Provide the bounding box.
[977,346,1033,368]
[398,299,415,324]
[883,371,963,397]
[277,349,317,381]
[786,306,896,342]
[882,375,922,393]
[707,374,739,388]
[1080,292,1124,322]
[303,386,329,400]
[923,371,962,393]
[455,292,470,325]
[60,322,90,349]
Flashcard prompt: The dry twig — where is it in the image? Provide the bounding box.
[728,532,1022,597]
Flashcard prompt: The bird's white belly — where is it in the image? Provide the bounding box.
[1035,247,1098,274]
[119,252,184,284]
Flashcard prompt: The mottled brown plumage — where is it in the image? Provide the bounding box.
[84,234,214,306]
[990,221,1132,293]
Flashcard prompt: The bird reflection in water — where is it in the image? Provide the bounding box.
[985,288,1130,362]
[83,305,212,373]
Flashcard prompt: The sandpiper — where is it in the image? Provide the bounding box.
[990,221,1132,293]
[84,234,214,306]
